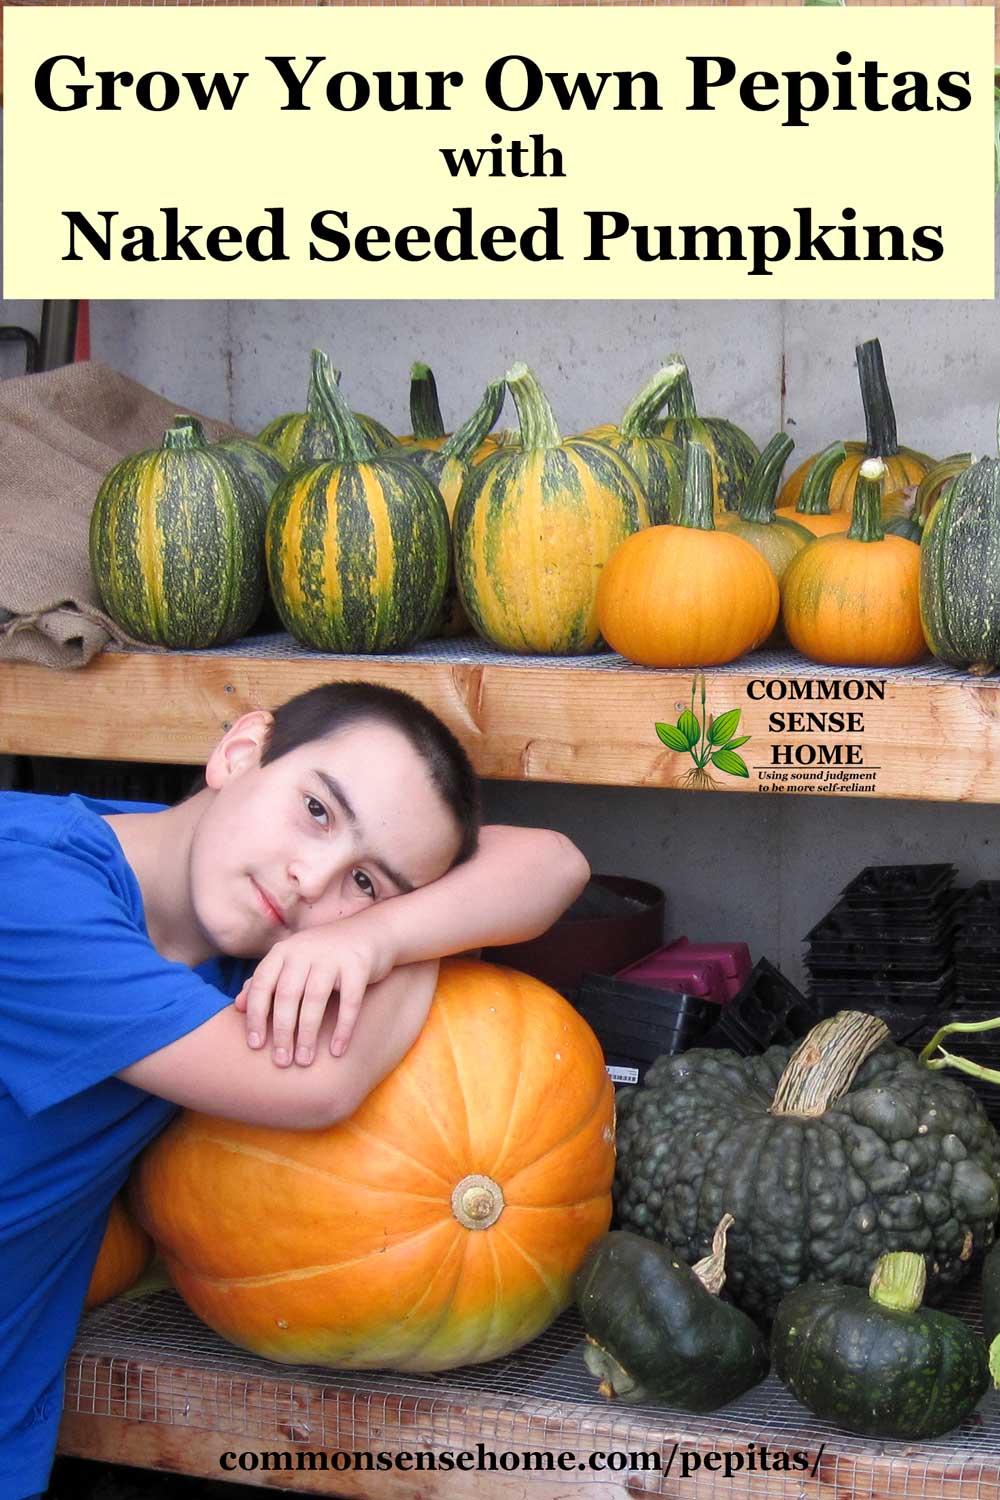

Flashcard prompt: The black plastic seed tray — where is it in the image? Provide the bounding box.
[841,863,956,909]
[809,962,952,989]
[698,958,820,1056]
[806,904,957,946]
[575,974,715,1029]
[809,968,955,1005]
[847,1001,947,1047]
[575,1004,706,1053]
[807,937,955,968]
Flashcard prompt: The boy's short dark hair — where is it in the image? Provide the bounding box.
[262,682,481,866]
[183,681,481,868]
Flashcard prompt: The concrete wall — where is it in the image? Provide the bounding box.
[4,201,1000,986]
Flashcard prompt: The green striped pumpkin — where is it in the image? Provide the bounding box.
[259,349,396,466]
[453,364,651,655]
[214,437,287,517]
[920,416,1000,672]
[717,432,811,581]
[659,356,759,514]
[89,417,266,648]
[395,380,505,638]
[265,357,449,653]
[583,363,685,525]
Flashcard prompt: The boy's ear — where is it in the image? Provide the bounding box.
[205,710,275,790]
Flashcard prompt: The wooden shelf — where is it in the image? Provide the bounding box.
[3,636,1000,802]
[58,1289,1000,1500]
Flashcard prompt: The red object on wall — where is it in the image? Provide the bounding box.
[74,301,90,362]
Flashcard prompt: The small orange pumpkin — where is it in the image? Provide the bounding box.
[84,1196,154,1311]
[781,457,927,667]
[131,961,615,1372]
[596,443,779,668]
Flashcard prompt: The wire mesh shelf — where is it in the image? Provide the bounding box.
[64,1280,1000,1498]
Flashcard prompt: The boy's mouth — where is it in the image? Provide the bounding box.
[251,879,287,927]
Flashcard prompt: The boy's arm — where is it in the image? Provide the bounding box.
[375,824,591,966]
[118,959,439,1129]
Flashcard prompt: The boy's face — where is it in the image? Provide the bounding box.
[189,714,465,958]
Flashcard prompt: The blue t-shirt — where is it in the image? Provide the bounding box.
[0,792,253,1500]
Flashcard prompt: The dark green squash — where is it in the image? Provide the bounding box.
[89,416,266,648]
[575,1216,768,1411]
[264,356,449,652]
[772,1251,989,1439]
[258,349,396,465]
[920,417,1000,672]
[658,355,760,514]
[614,1011,1000,1325]
[214,436,287,518]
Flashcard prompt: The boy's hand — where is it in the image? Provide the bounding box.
[234,915,398,1067]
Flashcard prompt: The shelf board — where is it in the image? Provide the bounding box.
[59,1288,1000,1500]
[3,635,1000,801]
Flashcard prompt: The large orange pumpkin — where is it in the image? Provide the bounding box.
[131,960,615,1372]
[84,1196,154,1311]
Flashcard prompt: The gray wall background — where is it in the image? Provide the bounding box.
[4,202,1000,987]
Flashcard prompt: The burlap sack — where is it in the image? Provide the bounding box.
[0,360,240,669]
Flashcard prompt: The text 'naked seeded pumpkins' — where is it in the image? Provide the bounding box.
[131,960,616,1372]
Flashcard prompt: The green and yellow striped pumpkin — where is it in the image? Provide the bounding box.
[582,363,684,526]
[659,356,759,514]
[89,417,267,648]
[259,349,397,465]
[265,357,449,653]
[718,432,812,582]
[395,380,506,638]
[453,364,651,655]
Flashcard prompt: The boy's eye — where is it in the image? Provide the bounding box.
[305,795,328,825]
[354,870,376,898]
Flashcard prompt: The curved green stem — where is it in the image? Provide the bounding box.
[663,354,696,420]
[857,338,900,458]
[620,362,686,438]
[505,363,562,450]
[920,1016,1000,1084]
[738,432,794,524]
[310,349,377,464]
[305,349,342,418]
[846,458,887,542]
[679,443,714,531]
[409,362,446,440]
[441,381,505,465]
[797,441,847,515]
[163,416,209,451]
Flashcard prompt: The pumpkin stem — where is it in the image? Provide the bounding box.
[661,354,696,420]
[737,433,794,524]
[797,441,847,516]
[163,416,209,451]
[678,442,715,531]
[846,458,887,543]
[619,362,686,439]
[868,1251,926,1314]
[305,348,343,418]
[920,1016,1000,1084]
[770,1011,889,1117]
[692,1213,735,1297]
[915,454,974,526]
[409,362,446,441]
[583,1337,643,1401]
[857,338,900,459]
[441,381,505,466]
[505,363,562,451]
[308,349,377,464]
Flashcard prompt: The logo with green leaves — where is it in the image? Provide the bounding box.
[655,672,751,791]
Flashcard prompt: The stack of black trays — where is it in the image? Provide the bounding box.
[804,864,958,1045]
[699,958,822,1056]
[573,975,715,1086]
